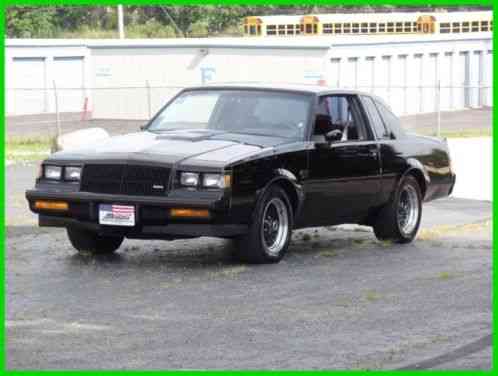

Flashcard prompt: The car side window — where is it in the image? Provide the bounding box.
[374,100,406,139]
[361,96,390,140]
[314,95,366,141]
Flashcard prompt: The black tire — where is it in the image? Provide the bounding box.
[67,227,124,254]
[373,175,422,243]
[234,185,293,264]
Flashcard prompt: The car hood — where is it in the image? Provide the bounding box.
[48,129,295,167]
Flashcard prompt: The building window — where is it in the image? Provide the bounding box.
[462,22,470,32]
[313,24,318,33]
[278,25,286,35]
[471,21,479,32]
[396,22,403,32]
[249,25,257,35]
[286,24,294,35]
[440,23,451,33]
[267,25,277,35]
[490,21,493,31]
[334,23,342,34]
[387,22,394,32]
[452,22,461,33]
[404,22,412,32]
[295,24,301,34]
[369,23,377,33]
[361,22,368,33]
[305,23,312,34]
[352,23,359,33]
[343,23,351,33]
[378,23,386,32]
[323,23,333,34]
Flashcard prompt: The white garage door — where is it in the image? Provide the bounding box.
[484,50,493,107]
[328,58,341,88]
[455,51,470,109]
[9,57,47,115]
[53,56,84,113]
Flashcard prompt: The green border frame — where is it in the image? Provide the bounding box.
[1,1,495,374]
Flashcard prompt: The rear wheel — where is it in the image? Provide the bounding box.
[373,175,422,243]
[234,186,293,264]
[67,227,124,254]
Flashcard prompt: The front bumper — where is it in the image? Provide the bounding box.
[26,189,247,239]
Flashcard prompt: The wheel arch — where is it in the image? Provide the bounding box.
[255,171,304,221]
[402,158,430,199]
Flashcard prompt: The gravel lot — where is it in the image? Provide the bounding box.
[6,164,492,370]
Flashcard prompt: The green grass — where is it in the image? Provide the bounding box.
[302,233,311,242]
[6,137,53,164]
[364,290,382,302]
[438,272,452,280]
[416,127,491,138]
[437,271,463,281]
[418,220,491,241]
[318,249,337,258]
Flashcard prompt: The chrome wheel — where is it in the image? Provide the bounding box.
[261,197,289,256]
[397,184,419,235]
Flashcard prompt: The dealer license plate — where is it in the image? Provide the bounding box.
[99,204,135,226]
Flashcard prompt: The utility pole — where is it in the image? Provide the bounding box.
[117,5,125,39]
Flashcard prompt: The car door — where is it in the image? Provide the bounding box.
[362,96,406,205]
[302,94,382,226]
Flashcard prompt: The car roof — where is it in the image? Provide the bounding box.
[185,82,373,96]
[182,83,392,111]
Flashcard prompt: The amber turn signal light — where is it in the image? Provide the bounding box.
[224,174,232,188]
[170,208,210,218]
[34,200,68,211]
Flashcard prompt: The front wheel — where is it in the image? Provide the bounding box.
[373,175,422,243]
[67,227,124,254]
[234,186,293,264]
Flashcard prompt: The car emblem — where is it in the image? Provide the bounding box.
[152,184,164,190]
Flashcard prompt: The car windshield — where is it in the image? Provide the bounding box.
[147,89,312,140]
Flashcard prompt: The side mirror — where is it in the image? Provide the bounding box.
[315,140,330,150]
[311,134,330,149]
[325,129,343,142]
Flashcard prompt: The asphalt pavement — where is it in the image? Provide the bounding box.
[6,164,492,370]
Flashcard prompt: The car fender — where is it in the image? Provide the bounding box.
[254,169,305,220]
[398,158,430,199]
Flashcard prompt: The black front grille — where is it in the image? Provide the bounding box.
[81,164,170,196]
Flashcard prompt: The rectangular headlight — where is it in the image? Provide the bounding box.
[44,165,62,180]
[202,173,224,188]
[64,166,82,181]
[180,172,199,187]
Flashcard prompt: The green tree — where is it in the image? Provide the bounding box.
[6,5,492,39]
[7,6,56,37]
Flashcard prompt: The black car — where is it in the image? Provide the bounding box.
[26,84,456,263]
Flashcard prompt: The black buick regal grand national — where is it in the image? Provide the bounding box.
[26,84,456,263]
